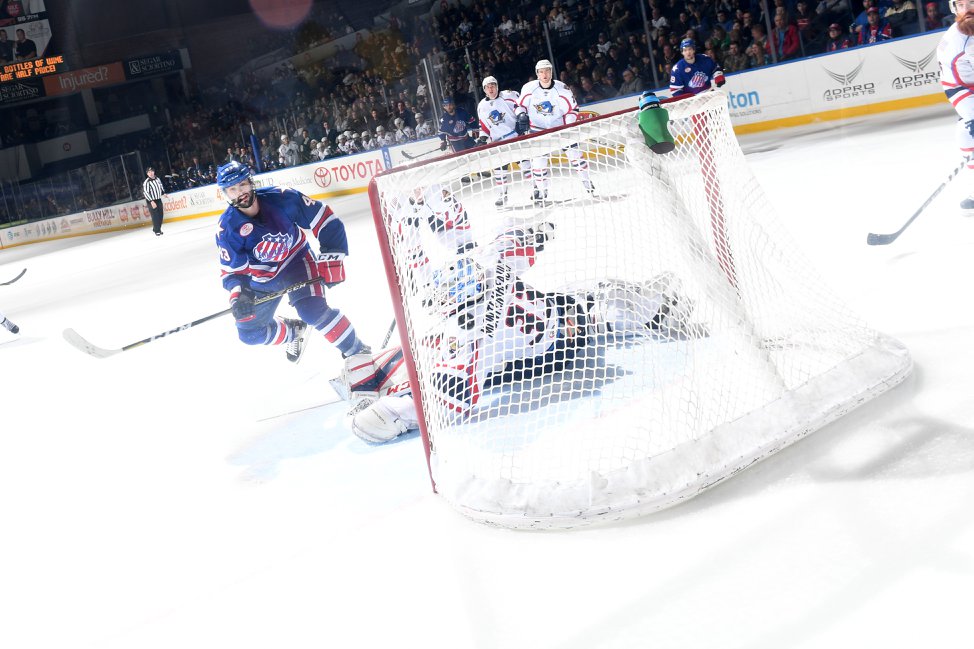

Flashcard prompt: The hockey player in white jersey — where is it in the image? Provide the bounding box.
[477,75,523,206]
[938,0,974,212]
[349,223,697,443]
[518,59,594,203]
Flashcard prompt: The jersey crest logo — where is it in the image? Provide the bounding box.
[239,223,254,236]
[534,101,555,116]
[253,232,293,263]
[488,109,504,124]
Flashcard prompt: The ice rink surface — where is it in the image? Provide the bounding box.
[1,104,972,649]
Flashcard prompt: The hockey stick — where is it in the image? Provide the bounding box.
[0,268,26,286]
[867,155,971,245]
[380,317,397,348]
[401,145,443,161]
[63,277,325,359]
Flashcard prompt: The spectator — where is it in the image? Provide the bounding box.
[851,0,876,35]
[825,22,854,50]
[723,41,750,72]
[747,40,768,67]
[816,0,853,27]
[617,67,644,95]
[578,76,609,103]
[320,120,338,146]
[858,7,892,43]
[924,1,950,28]
[769,13,801,60]
[794,1,824,51]
[884,0,918,35]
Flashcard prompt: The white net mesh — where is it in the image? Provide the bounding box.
[369,90,911,528]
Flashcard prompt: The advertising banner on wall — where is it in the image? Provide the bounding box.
[123,50,183,80]
[42,61,126,97]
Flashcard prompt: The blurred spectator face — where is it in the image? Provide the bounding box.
[867,8,879,22]
[622,69,634,83]
[774,14,785,28]
[729,42,740,56]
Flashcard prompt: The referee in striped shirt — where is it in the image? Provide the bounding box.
[142,166,167,236]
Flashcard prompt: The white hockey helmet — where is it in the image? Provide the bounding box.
[415,112,424,121]
[535,59,553,72]
[394,117,404,127]
[376,125,385,132]
[482,75,498,89]
[361,130,371,138]
[950,0,963,13]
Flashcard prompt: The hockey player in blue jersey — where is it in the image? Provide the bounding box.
[669,38,725,97]
[438,96,478,153]
[214,161,378,393]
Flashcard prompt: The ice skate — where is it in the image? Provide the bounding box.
[583,180,595,195]
[532,188,549,205]
[961,195,974,215]
[494,193,508,207]
[1,318,19,334]
[283,318,308,363]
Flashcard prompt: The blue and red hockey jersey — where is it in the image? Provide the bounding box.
[215,186,347,292]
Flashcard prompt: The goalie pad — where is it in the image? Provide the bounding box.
[589,273,699,338]
[351,395,419,443]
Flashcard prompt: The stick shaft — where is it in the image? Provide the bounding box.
[867,156,970,245]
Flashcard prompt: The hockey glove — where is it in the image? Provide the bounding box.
[230,284,256,322]
[316,252,346,287]
[439,139,448,151]
[515,112,530,135]
[477,135,488,145]
[713,71,726,88]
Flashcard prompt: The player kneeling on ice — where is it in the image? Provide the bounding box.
[348,222,699,444]
[214,161,378,394]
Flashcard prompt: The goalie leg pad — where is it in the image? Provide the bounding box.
[351,395,419,443]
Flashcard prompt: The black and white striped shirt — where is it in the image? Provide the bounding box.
[142,176,164,202]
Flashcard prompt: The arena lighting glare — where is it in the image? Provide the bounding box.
[249,0,312,29]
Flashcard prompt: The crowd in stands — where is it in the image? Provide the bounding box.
[0,0,953,219]
[145,0,946,191]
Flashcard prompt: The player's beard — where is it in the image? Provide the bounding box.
[231,189,255,209]
[957,11,974,35]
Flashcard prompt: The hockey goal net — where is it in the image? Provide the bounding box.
[368,90,911,529]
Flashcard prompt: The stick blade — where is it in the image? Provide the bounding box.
[866,232,896,246]
[62,328,119,359]
[1,268,26,285]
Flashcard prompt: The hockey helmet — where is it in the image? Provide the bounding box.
[442,96,455,107]
[680,38,696,50]
[430,257,486,317]
[394,117,404,127]
[535,59,553,72]
[482,75,498,89]
[361,130,371,138]
[415,112,424,121]
[376,125,385,132]
[216,161,252,190]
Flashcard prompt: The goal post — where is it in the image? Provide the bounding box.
[367,90,911,529]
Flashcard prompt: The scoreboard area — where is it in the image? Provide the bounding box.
[0,55,66,82]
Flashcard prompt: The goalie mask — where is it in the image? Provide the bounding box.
[216,161,256,209]
[430,257,486,317]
